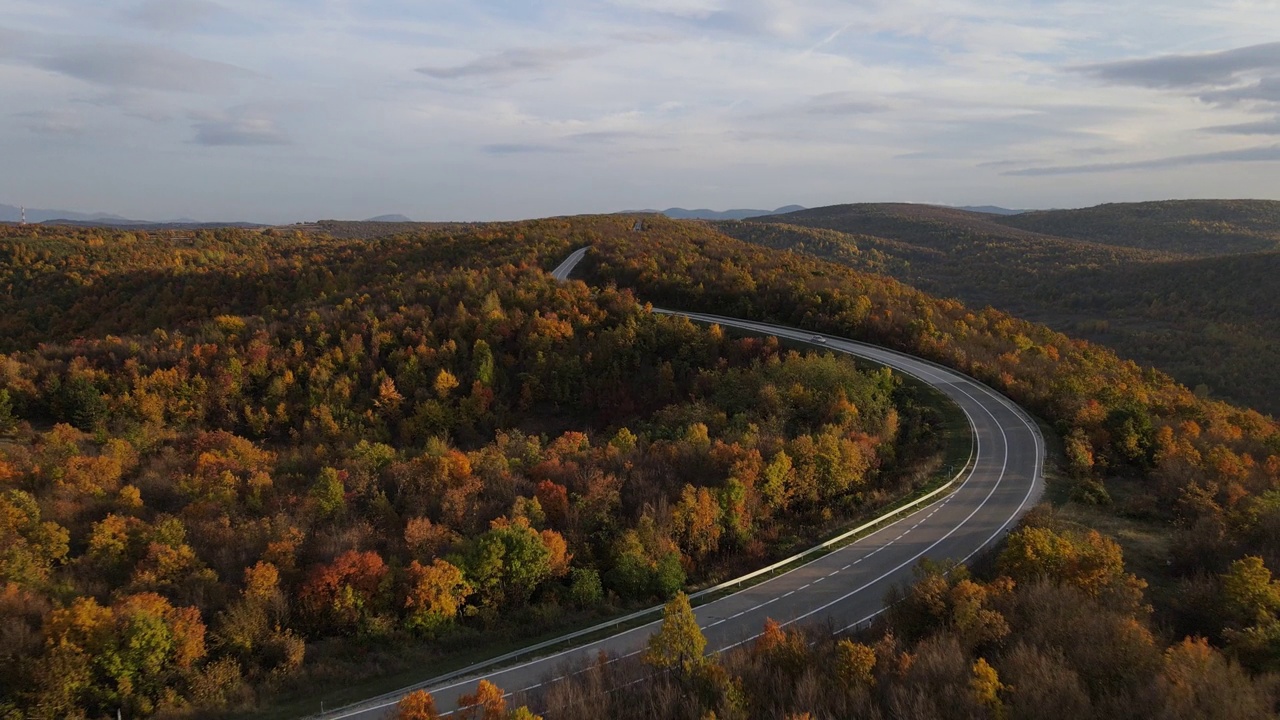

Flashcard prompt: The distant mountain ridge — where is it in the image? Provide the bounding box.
[632,205,806,221]
[2,203,424,227]
[954,205,1025,215]
[39,219,268,230]
[0,203,267,228]
[635,205,1023,220]
[0,203,133,224]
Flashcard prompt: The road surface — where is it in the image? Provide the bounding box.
[321,247,1044,719]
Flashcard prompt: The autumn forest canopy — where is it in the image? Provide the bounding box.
[1,206,1279,719]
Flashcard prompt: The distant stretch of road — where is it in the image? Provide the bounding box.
[322,248,1044,719]
[549,246,588,281]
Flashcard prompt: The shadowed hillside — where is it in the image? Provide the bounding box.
[761,203,1168,264]
[992,199,1280,256]
[724,201,1280,415]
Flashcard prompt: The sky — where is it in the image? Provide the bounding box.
[2,1,1280,223]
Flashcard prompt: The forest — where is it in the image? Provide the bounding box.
[567,218,1280,717]
[0,220,944,718]
[996,200,1280,256]
[3,212,1280,718]
[720,201,1280,416]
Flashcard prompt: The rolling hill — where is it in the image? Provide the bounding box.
[630,205,806,220]
[721,201,1280,415]
[991,199,1280,256]
[2,214,1279,719]
[0,203,132,224]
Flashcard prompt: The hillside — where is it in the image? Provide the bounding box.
[1052,251,1280,407]
[0,218,955,717]
[567,219,1280,720]
[955,205,1025,215]
[727,201,1280,415]
[767,203,1046,245]
[992,199,1280,256]
[0,203,131,224]
[762,203,1171,266]
[299,219,478,239]
[627,206,806,221]
[2,216,1279,719]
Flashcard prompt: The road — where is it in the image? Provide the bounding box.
[322,248,1044,719]
[549,246,588,281]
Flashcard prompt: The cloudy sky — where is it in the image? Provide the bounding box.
[2,1,1280,222]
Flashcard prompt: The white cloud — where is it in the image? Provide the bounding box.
[1,0,1279,222]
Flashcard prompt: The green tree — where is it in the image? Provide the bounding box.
[643,592,706,674]
[654,550,686,598]
[309,467,346,518]
[460,517,552,608]
[0,388,15,433]
[568,567,603,608]
[38,593,206,716]
[53,376,108,431]
[472,339,495,387]
[0,489,70,586]
[760,450,793,512]
[1221,556,1280,624]
[1104,404,1156,468]
[1219,556,1280,669]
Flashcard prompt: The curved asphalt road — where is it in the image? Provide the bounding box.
[322,247,1044,719]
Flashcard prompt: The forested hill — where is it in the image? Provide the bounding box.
[1,217,1279,719]
[765,202,1169,258]
[992,199,1280,256]
[724,201,1280,416]
[0,218,952,718]
[571,221,1280,720]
